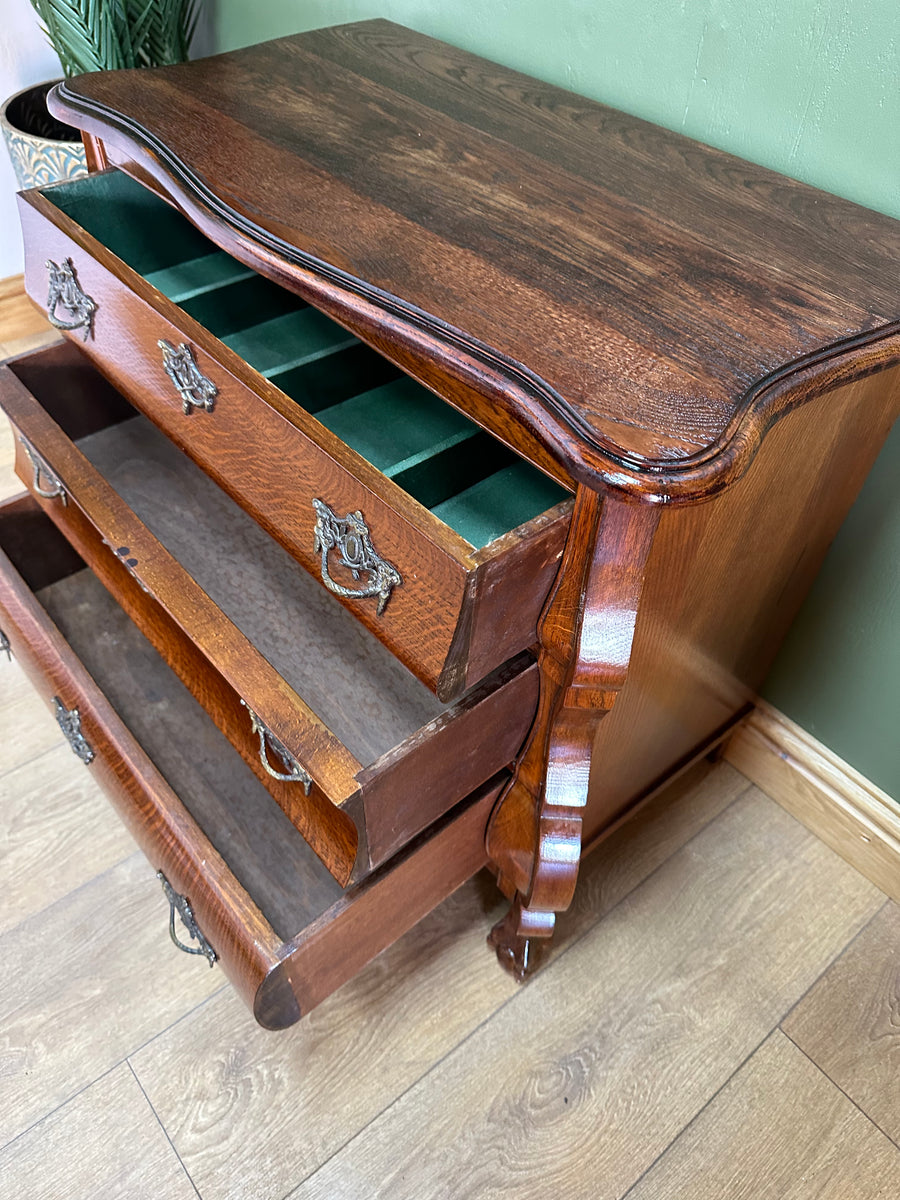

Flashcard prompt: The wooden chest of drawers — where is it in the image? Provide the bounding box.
[2,20,898,1027]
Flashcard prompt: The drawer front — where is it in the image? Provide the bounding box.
[21,193,470,685]
[1,347,539,884]
[0,493,502,1028]
[0,497,282,1016]
[4,384,365,886]
[19,179,571,699]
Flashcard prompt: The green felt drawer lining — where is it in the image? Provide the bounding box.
[40,170,569,548]
[145,251,256,303]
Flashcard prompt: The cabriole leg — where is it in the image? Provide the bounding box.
[486,487,660,978]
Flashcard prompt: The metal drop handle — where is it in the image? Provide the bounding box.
[312,498,401,616]
[20,437,67,505]
[157,872,217,967]
[0,629,11,661]
[242,701,312,791]
[53,697,94,764]
[158,339,218,414]
[46,257,96,340]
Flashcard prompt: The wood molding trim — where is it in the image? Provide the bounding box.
[726,702,900,902]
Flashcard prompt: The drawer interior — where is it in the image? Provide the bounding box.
[0,502,344,941]
[8,349,448,768]
[42,170,568,548]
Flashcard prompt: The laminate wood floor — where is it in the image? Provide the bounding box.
[2,298,899,1199]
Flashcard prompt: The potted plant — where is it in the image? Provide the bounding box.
[1,0,200,189]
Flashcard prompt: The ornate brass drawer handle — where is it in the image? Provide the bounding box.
[46,257,96,340]
[157,872,217,967]
[53,696,94,764]
[20,436,67,505]
[312,498,401,616]
[241,700,312,792]
[158,339,218,414]
[0,629,10,660]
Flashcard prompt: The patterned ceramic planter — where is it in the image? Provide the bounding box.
[1,80,87,189]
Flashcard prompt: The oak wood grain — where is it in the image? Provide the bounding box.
[261,776,504,1026]
[6,413,365,881]
[0,513,288,1015]
[16,196,513,694]
[0,1063,198,1200]
[80,129,109,173]
[577,368,900,848]
[358,659,537,866]
[0,338,63,503]
[5,384,541,880]
[76,414,445,766]
[50,21,900,497]
[15,201,572,697]
[451,496,571,698]
[782,900,900,1146]
[287,790,882,1200]
[7,26,899,1064]
[38,568,344,942]
[487,488,660,974]
[627,1031,900,1199]
[0,494,533,1027]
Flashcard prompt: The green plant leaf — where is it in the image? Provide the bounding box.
[28,0,200,75]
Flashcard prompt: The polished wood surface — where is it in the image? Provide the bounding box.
[52,20,900,497]
[3,366,365,882]
[1,347,539,884]
[9,20,900,1016]
[6,588,900,1198]
[38,567,344,941]
[258,774,504,1027]
[17,190,570,697]
[0,499,286,1017]
[487,488,659,974]
[577,366,900,846]
[483,360,899,959]
[17,191,474,691]
[80,129,109,173]
[0,492,514,1028]
[4,291,900,1195]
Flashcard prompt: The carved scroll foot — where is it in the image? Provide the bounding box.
[485,488,661,982]
[487,894,554,982]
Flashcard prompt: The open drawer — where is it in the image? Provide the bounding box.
[18,169,573,699]
[0,492,505,1028]
[0,344,539,885]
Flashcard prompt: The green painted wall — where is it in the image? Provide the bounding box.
[212,0,900,797]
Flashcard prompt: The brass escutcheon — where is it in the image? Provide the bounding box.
[312,498,401,616]
[46,257,96,340]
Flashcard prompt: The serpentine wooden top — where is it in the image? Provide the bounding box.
[51,19,900,500]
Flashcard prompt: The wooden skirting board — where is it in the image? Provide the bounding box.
[726,703,900,903]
